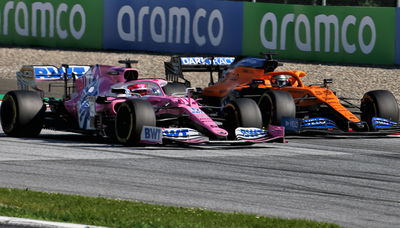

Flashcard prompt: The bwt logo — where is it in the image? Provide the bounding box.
[163,129,189,137]
[0,1,86,39]
[145,128,162,140]
[240,129,264,136]
[33,66,89,77]
[117,6,224,46]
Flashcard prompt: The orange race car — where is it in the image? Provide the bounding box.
[164,55,400,135]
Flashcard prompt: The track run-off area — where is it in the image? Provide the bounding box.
[0,120,399,228]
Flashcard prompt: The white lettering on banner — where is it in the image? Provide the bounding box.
[358,16,376,54]
[280,13,294,50]
[260,12,277,49]
[168,7,190,44]
[150,7,166,43]
[315,14,339,52]
[69,4,85,39]
[259,12,377,54]
[56,3,68,39]
[342,15,356,54]
[295,14,311,52]
[0,1,86,40]
[118,5,135,42]
[193,8,206,46]
[32,2,54,37]
[208,9,223,46]
[117,5,224,47]
[138,7,149,42]
[15,2,28,36]
[3,1,14,35]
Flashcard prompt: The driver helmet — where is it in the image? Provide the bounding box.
[128,83,148,96]
[271,75,290,87]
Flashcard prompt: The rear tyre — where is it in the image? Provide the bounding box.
[114,99,156,145]
[258,90,296,127]
[0,90,44,137]
[163,82,187,96]
[361,90,400,125]
[223,98,262,139]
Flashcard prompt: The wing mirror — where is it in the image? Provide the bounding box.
[323,78,333,88]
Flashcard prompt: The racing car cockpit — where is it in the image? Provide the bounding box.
[127,81,163,96]
[271,75,291,88]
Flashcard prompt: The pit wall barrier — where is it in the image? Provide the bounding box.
[0,0,398,65]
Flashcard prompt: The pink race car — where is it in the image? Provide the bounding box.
[0,60,285,145]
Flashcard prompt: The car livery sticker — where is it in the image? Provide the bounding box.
[78,67,99,130]
[371,117,400,130]
[180,57,235,66]
[189,107,204,114]
[32,66,90,80]
[141,126,163,144]
[235,127,268,139]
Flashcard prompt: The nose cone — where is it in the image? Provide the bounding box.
[215,128,228,137]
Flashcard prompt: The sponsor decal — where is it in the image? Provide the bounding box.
[371,117,400,130]
[32,66,90,79]
[0,0,102,49]
[141,126,163,144]
[180,57,235,65]
[259,13,376,54]
[282,117,300,132]
[77,66,99,130]
[243,4,395,64]
[162,128,202,138]
[189,107,204,114]
[0,1,86,39]
[163,128,189,137]
[300,117,338,129]
[104,0,243,55]
[235,127,268,139]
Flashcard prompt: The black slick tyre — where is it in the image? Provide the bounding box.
[0,90,44,137]
[258,90,296,127]
[223,98,262,139]
[114,99,156,145]
[361,90,400,125]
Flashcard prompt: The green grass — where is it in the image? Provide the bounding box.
[0,188,341,228]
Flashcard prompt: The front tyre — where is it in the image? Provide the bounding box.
[115,99,156,145]
[258,90,296,127]
[0,90,44,137]
[361,90,400,125]
[223,98,263,139]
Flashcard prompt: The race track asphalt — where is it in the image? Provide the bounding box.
[0,78,400,228]
[0,125,399,228]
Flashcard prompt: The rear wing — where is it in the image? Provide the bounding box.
[17,65,90,80]
[164,56,235,86]
[16,65,91,95]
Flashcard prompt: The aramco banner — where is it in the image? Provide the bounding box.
[0,0,398,65]
[242,3,396,64]
[0,0,103,49]
[103,0,243,55]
